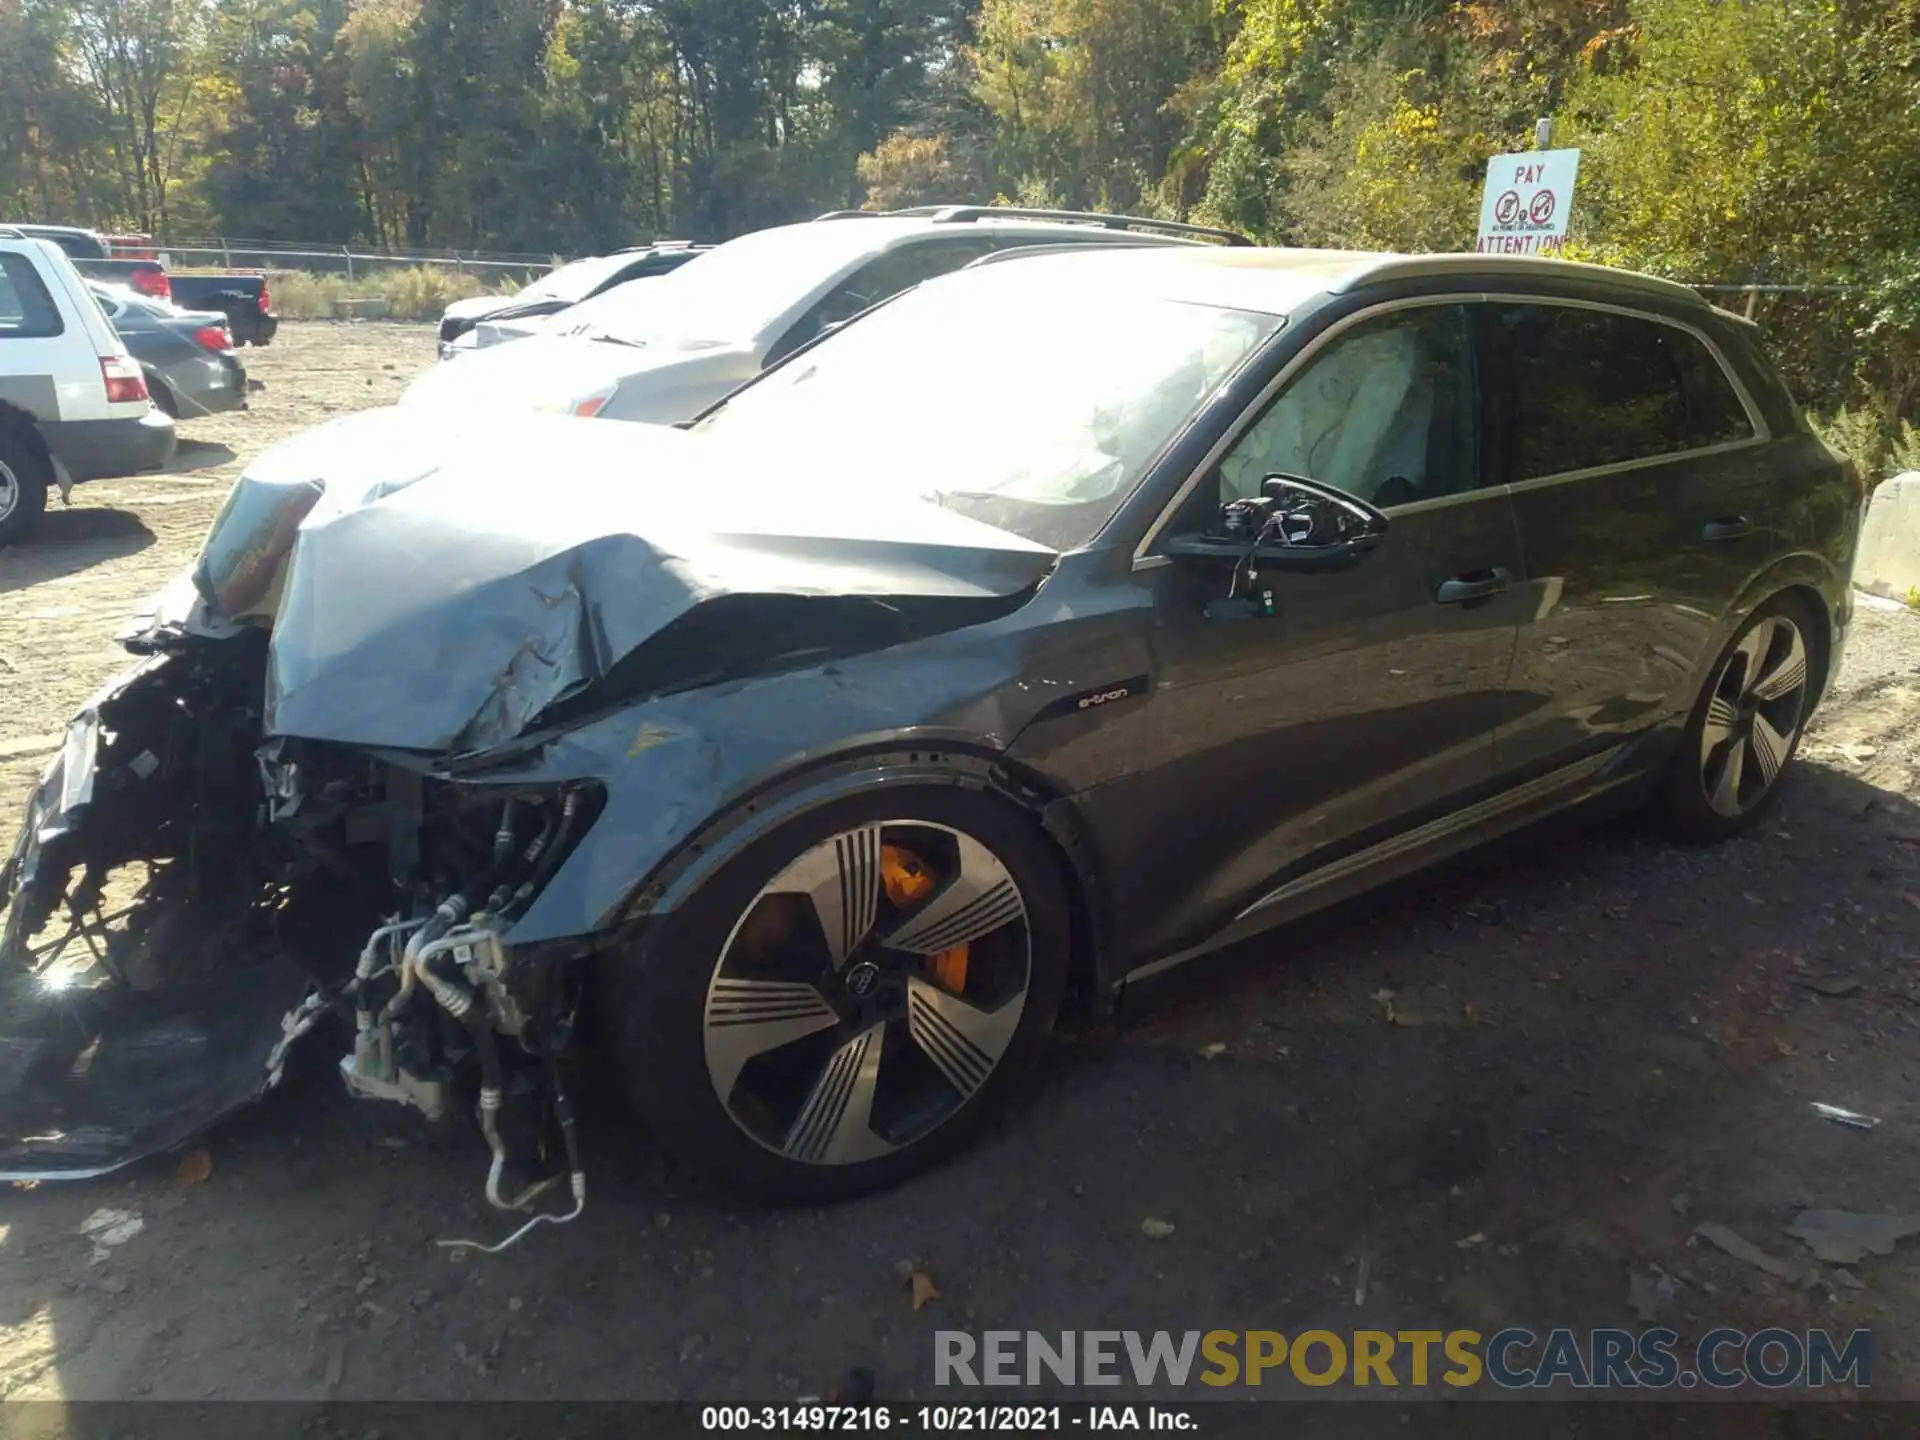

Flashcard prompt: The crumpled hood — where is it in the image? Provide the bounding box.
[399,330,747,418]
[263,414,1057,754]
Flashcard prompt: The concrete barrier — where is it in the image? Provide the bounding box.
[334,296,391,320]
[1855,470,1920,601]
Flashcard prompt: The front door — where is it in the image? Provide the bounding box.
[1109,301,1528,960]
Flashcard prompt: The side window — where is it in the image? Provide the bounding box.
[0,255,64,339]
[1494,305,1690,477]
[767,238,1000,365]
[1672,330,1757,447]
[1215,304,1479,510]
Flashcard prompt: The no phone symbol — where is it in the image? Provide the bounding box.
[1528,189,1557,225]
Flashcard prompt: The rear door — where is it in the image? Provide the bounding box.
[1486,300,1772,779]
[0,242,86,424]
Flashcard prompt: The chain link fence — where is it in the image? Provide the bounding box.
[151,236,561,283]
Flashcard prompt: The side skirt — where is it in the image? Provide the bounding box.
[1117,744,1643,991]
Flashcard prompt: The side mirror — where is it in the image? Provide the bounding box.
[1165,473,1388,574]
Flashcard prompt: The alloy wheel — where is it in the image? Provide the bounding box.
[702,822,1031,1166]
[0,459,19,524]
[1699,613,1810,818]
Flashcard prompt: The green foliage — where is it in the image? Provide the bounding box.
[1889,419,1920,480]
[1811,406,1892,478]
[3,0,959,251]
[859,133,970,209]
[1563,0,1920,278]
[2,0,1919,433]
[969,0,1221,212]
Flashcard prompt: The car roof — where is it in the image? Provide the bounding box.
[977,244,1711,318]
[811,214,1214,252]
[11,223,95,240]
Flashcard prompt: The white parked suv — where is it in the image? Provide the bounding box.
[399,206,1250,426]
[0,232,177,546]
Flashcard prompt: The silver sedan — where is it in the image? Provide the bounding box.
[89,282,250,419]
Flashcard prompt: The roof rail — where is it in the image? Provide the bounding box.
[814,204,1251,246]
[964,236,1190,269]
[0,225,23,239]
[1337,253,1709,307]
[923,206,1251,246]
[813,205,971,221]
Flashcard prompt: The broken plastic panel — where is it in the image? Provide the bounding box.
[0,945,308,1181]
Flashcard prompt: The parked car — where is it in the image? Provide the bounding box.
[399,205,1250,424]
[3,224,280,346]
[89,282,249,420]
[437,243,707,359]
[0,248,1858,1218]
[0,235,175,545]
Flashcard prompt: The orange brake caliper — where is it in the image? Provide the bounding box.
[880,844,970,991]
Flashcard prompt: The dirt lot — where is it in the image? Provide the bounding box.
[3,322,1920,1413]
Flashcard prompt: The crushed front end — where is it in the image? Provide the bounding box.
[264,742,606,1249]
[0,647,607,1243]
[0,405,1060,1232]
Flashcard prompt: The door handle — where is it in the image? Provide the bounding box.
[1701,516,1754,542]
[1435,567,1511,604]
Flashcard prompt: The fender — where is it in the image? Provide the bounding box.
[1695,548,1849,712]
[613,740,1121,1013]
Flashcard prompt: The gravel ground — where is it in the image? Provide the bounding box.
[2,324,1919,1412]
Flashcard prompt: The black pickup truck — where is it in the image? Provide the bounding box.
[6,224,280,346]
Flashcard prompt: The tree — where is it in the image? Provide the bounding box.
[65,0,214,230]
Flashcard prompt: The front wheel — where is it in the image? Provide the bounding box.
[1660,597,1817,840]
[596,787,1072,1201]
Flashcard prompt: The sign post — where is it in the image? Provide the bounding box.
[1475,148,1580,256]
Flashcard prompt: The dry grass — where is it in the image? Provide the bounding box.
[270,266,516,321]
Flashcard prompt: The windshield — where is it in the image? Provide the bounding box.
[694,261,1280,550]
[564,223,887,345]
[517,252,636,306]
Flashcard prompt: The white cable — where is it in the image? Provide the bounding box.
[437,1173,586,1256]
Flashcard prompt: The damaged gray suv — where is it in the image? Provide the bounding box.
[0,246,1861,1222]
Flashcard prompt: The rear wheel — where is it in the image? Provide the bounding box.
[0,426,50,549]
[597,787,1071,1201]
[148,378,180,419]
[1660,597,1817,840]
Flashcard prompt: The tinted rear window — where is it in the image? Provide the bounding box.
[1495,305,1689,477]
[1672,329,1756,447]
[0,254,64,339]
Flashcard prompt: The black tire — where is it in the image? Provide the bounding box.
[0,425,51,549]
[595,785,1073,1202]
[148,377,180,419]
[1659,594,1820,841]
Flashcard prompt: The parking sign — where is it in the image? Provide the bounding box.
[1476,149,1581,256]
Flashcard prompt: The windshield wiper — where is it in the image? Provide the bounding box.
[586,332,645,348]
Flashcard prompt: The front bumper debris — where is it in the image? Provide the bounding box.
[0,949,309,1180]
